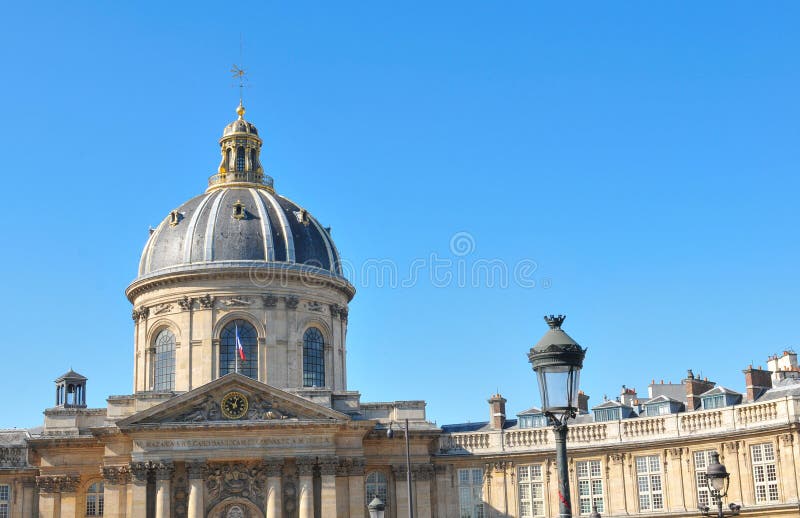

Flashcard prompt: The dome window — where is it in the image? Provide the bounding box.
[168,210,181,227]
[232,200,246,220]
[303,327,325,387]
[294,209,311,226]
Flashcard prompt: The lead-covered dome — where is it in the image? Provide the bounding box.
[135,103,343,280]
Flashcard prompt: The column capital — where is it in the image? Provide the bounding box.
[21,476,36,488]
[186,460,207,480]
[36,476,61,494]
[319,456,338,476]
[296,456,316,476]
[130,461,154,483]
[103,465,132,486]
[414,465,434,481]
[391,464,408,477]
[434,464,448,476]
[154,461,175,481]
[262,459,284,478]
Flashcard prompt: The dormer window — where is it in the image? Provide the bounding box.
[519,414,547,428]
[232,200,245,220]
[701,394,726,409]
[594,407,622,422]
[168,210,181,227]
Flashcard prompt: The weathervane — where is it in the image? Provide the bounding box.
[231,64,247,104]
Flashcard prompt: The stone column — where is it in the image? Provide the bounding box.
[347,458,366,518]
[36,477,61,518]
[103,466,131,518]
[154,462,174,518]
[21,477,36,518]
[264,459,284,518]
[318,456,338,518]
[777,434,798,503]
[186,461,205,518]
[296,457,315,518]
[434,465,452,518]
[413,465,434,518]
[128,462,152,518]
[58,477,79,518]
[392,465,410,518]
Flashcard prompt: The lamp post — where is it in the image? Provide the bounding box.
[387,418,413,518]
[700,452,741,518]
[368,497,386,518]
[528,315,587,518]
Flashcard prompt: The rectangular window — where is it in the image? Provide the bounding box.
[701,395,725,410]
[636,455,664,511]
[594,408,621,422]
[751,443,779,503]
[519,415,548,429]
[646,403,670,416]
[576,460,604,515]
[458,468,484,518]
[694,449,717,508]
[518,465,545,518]
[0,484,9,518]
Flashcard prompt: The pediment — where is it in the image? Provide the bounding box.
[117,374,349,429]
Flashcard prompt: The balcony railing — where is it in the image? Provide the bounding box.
[437,397,795,455]
[208,171,275,189]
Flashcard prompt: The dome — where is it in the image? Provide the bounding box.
[137,187,342,278]
[135,103,343,281]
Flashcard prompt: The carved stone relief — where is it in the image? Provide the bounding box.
[0,447,25,467]
[205,463,267,514]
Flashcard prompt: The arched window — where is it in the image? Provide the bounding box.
[153,329,176,391]
[86,482,104,516]
[365,471,388,510]
[220,319,258,379]
[303,328,325,387]
[235,147,245,171]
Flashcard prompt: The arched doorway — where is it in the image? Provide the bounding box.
[207,497,262,518]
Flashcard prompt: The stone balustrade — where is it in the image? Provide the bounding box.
[438,396,795,455]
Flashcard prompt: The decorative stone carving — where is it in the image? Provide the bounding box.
[329,304,342,318]
[283,480,297,516]
[391,464,408,477]
[296,457,316,476]
[780,433,794,446]
[103,465,131,485]
[205,463,266,505]
[130,461,154,483]
[668,447,683,459]
[173,473,189,518]
[36,476,60,493]
[38,475,80,493]
[284,296,299,310]
[155,461,175,480]
[335,458,350,477]
[434,464,448,476]
[178,395,221,422]
[608,453,625,463]
[263,460,283,478]
[318,456,338,476]
[415,465,434,481]
[153,303,173,315]
[132,306,149,321]
[178,296,195,311]
[349,457,366,476]
[0,447,25,467]
[306,301,324,312]
[198,294,215,309]
[261,294,279,308]
[187,460,206,479]
[725,441,740,453]
[246,397,294,420]
[221,297,253,307]
[339,307,348,322]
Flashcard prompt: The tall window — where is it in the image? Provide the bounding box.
[153,329,176,391]
[576,460,604,515]
[365,471,388,509]
[235,147,245,171]
[458,468,484,518]
[303,328,325,387]
[0,484,9,518]
[220,320,258,379]
[693,450,717,508]
[86,482,104,516]
[751,443,779,503]
[636,455,664,511]
[518,465,545,518]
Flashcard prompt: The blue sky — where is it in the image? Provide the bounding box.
[0,1,798,428]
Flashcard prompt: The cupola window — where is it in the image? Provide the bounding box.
[153,329,176,391]
[235,146,245,171]
[220,320,258,379]
[303,327,325,387]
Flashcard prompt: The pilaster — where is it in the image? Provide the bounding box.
[296,456,315,518]
[347,458,366,518]
[103,466,131,518]
[186,460,205,518]
[154,461,174,518]
[128,461,151,518]
[414,465,434,518]
[319,456,338,518]
[264,459,283,518]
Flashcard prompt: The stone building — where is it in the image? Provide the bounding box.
[1,104,800,518]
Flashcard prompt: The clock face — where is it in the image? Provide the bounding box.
[221,391,249,420]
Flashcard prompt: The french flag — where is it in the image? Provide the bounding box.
[235,324,246,361]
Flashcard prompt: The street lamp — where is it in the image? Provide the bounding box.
[528,315,587,518]
[700,452,741,518]
[368,497,386,518]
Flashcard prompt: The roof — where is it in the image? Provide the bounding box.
[517,406,543,416]
[441,419,519,433]
[757,378,800,401]
[54,369,87,382]
[699,385,741,397]
[593,400,632,410]
[643,395,683,405]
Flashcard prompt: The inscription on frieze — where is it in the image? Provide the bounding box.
[135,436,334,452]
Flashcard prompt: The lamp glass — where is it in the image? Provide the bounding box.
[536,364,581,414]
[709,475,725,491]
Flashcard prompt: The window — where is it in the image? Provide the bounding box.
[235,147,245,171]
[594,407,621,422]
[302,328,325,387]
[519,415,547,429]
[365,471,388,509]
[576,460,604,515]
[86,482,104,516]
[518,465,545,518]
[0,484,9,518]
[701,395,726,409]
[153,329,176,391]
[458,468,484,518]
[636,455,664,511]
[693,450,717,508]
[751,443,779,503]
[220,320,258,379]
[646,403,671,416]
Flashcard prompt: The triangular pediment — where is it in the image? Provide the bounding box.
[117,374,350,429]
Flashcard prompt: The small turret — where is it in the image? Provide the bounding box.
[55,369,87,408]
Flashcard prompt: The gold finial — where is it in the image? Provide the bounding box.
[236,102,245,119]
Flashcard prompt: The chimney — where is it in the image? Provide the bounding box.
[684,369,715,410]
[488,393,507,430]
[743,365,772,402]
[578,391,589,414]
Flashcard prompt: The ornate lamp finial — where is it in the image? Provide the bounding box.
[544,314,566,329]
[236,101,245,119]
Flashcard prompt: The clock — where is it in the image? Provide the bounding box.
[221,391,249,420]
